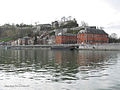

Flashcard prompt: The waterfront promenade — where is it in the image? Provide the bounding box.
[2,43,120,51]
[78,43,120,51]
[4,44,79,49]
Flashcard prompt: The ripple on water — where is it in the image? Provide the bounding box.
[0,49,119,90]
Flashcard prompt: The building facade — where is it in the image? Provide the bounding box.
[77,27,108,44]
[36,24,51,31]
[56,33,77,44]
[11,37,34,46]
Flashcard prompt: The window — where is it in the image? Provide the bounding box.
[81,35,83,38]
[81,40,83,42]
[84,35,86,38]
[84,40,86,43]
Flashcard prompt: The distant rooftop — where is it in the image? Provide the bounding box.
[78,27,108,35]
[56,33,77,37]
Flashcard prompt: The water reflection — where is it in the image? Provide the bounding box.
[0,49,118,80]
[0,49,119,90]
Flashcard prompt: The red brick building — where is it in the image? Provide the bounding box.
[56,33,77,44]
[77,27,108,44]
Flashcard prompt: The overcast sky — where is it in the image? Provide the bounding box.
[0,0,120,37]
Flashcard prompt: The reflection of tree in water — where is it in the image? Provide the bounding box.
[0,49,50,72]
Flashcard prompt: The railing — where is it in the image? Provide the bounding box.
[3,43,120,49]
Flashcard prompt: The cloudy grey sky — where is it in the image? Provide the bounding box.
[0,0,120,37]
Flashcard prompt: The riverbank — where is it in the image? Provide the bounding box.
[78,43,120,51]
[2,43,120,51]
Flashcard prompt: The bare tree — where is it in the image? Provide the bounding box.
[110,33,118,39]
[81,21,88,27]
[109,33,118,43]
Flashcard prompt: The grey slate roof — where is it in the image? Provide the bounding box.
[56,33,77,37]
[78,28,108,35]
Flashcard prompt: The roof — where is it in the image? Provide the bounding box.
[56,33,77,37]
[78,28,108,35]
[37,24,51,27]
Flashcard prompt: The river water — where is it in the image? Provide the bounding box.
[0,49,120,90]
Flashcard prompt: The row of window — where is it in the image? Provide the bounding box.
[56,37,76,39]
[77,34,108,38]
[56,40,76,41]
[78,40,108,43]
[77,35,86,38]
[56,38,76,40]
[56,39,76,41]
[56,41,77,44]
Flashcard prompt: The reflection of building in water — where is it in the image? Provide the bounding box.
[12,50,21,62]
[10,49,50,67]
[55,51,78,66]
[77,51,109,66]
[55,51,62,65]
[10,50,36,67]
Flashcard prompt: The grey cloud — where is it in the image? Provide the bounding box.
[105,0,120,11]
[106,25,120,30]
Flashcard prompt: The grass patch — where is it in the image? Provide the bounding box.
[0,38,13,42]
